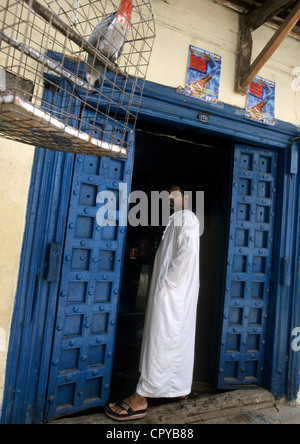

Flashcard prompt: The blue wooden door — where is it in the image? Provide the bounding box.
[218,145,278,389]
[44,111,135,421]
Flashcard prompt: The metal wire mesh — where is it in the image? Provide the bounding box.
[0,0,155,156]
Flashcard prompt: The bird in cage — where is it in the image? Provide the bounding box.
[86,0,133,87]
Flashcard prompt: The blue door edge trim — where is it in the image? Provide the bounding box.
[1,76,299,423]
[287,164,300,401]
[264,142,300,401]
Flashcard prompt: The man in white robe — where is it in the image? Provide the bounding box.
[105,186,200,420]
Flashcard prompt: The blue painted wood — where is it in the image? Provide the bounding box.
[45,243,63,283]
[44,115,135,421]
[280,258,291,288]
[0,154,76,423]
[264,142,300,401]
[289,143,299,174]
[287,152,300,400]
[218,145,278,389]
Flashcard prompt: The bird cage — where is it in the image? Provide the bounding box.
[0,0,155,157]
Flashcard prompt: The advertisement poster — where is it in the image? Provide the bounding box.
[245,75,275,126]
[185,45,221,103]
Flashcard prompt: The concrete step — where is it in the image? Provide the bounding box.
[51,388,276,424]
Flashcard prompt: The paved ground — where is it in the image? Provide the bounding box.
[51,388,300,424]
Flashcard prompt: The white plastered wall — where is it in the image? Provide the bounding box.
[147,0,300,126]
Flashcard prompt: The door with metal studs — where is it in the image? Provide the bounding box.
[44,115,135,421]
[218,145,278,389]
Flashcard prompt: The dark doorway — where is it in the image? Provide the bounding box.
[110,122,233,399]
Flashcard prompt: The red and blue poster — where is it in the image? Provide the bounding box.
[245,75,275,126]
[185,45,222,103]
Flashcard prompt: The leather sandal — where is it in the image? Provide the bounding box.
[105,401,147,421]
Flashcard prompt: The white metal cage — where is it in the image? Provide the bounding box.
[0,0,155,156]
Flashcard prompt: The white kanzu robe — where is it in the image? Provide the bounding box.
[136,210,200,398]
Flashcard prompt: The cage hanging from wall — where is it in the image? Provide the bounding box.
[0,0,155,157]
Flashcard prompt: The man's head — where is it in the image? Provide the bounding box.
[168,185,189,212]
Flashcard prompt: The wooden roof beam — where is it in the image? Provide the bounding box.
[248,0,296,30]
[235,1,300,94]
[215,0,300,37]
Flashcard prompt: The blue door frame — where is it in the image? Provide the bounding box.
[133,81,300,400]
[1,75,300,423]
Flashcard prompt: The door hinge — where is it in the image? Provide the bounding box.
[280,257,291,288]
[45,243,63,283]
